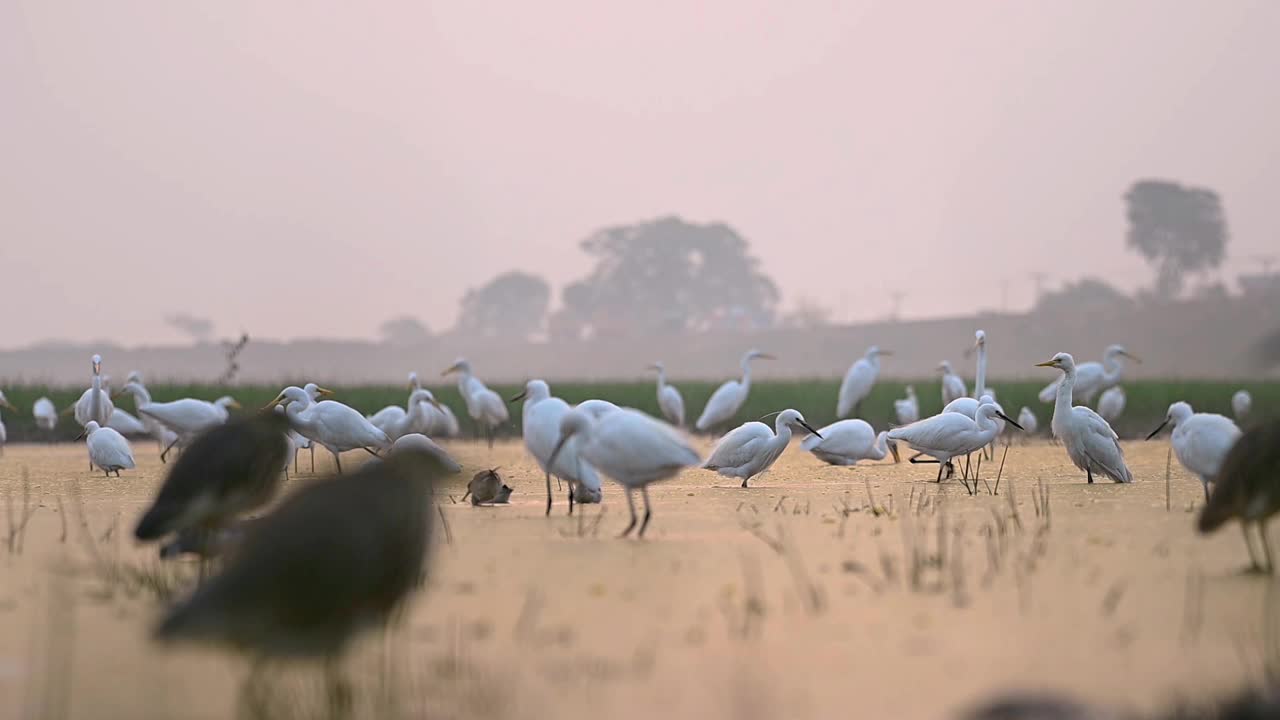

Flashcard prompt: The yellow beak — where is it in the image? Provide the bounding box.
[1034,360,1057,368]
[263,392,286,410]
[315,387,334,397]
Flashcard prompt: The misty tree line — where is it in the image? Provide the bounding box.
[377,179,1268,344]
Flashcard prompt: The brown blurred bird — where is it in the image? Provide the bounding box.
[153,448,444,709]
[1198,417,1280,573]
[462,468,512,505]
[135,411,290,549]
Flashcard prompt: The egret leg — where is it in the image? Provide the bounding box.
[334,452,343,475]
[741,474,751,489]
[619,488,638,538]
[1203,483,1211,502]
[935,462,945,483]
[544,471,553,517]
[945,461,955,479]
[637,486,653,538]
[1263,520,1275,575]
[310,444,316,473]
[568,483,575,516]
[973,454,982,483]
[293,447,299,475]
[1242,523,1263,573]
[160,437,181,463]
[486,426,494,450]
[1087,469,1094,484]
[962,454,972,480]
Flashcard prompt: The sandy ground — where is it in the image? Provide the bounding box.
[0,438,1275,720]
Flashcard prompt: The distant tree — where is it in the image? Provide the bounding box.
[456,271,550,341]
[165,313,214,343]
[556,216,779,336]
[1124,179,1229,298]
[1034,277,1132,317]
[379,315,432,345]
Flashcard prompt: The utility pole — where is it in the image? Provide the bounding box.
[1028,272,1050,304]
[888,291,905,322]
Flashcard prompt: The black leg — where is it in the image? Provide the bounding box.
[544,471,553,517]
[160,437,180,463]
[619,489,638,538]
[1087,469,1094,484]
[568,484,575,516]
[637,486,653,538]
[294,447,299,474]
[935,462,945,483]
[1242,523,1263,573]
[335,452,343,475]
[310,444,315,473]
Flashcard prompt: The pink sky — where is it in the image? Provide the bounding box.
[2,1,1277,348]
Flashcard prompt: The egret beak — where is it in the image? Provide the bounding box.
[797,419,822,439]
[315,387,334,397]
[407,381,416,391]
[1034,360,1057,368]
[74,429,87,441]
[758,354,777,360]
[427,397,443,410]
[509,390,527,403]
[111,390,127,400]
[646,364,661,371]
[60,404,77,417]
[888,440,901,463]
[996,411,1024,431]
[1146,419,1170,441]
[878,350,894,356]
[935,363,948,372]
[227,400,243,410]
[0,399,15,412]
[92,360,101,375]
[440,364,459,377]
[263,392,286,410]
[1121,351,1143,364]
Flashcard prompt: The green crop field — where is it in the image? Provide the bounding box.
[2,379,1275,443]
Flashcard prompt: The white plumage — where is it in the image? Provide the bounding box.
[33,396,57,432]
[1037,344,1138,406]
[837,346,889,418]
[703,409,821,487]
[115,381,180,451]
[515,380,603,513]
[802,418,898,466]
[695,349,773,432]
[271,386,391,473]
[0,391,14,451]
[649,362,686,427]
[1147,401,1241,498]
[107,408,148,436]
[889,403,1014,481]
[370,389,444,442]
[1232,390,1252,423]
[389,433,462,473]
[1097,386,1126,424]
[894,385,919,426]
[1017,406,1038,436]
[73,354,114,427]
[938,361,967,406]
[576,399,621,419]
[442,358,509,445]
[81,420,135,476]
[550,408,700,538]
[136,393,239,461]
[1037,353,1132,483]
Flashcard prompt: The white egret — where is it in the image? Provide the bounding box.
[1146,401,1241,500]
[1232,390,1252,423]
[268,386,391,473]
[695,349,774,432]
[70,354,114,427]
[389,433,462,473]
[0,391,14,452]
[107,408,148,436]
[371,388,445,442]
[548,408,701,538]
[938,361,967,406]
[113,380,179,451]
[1097,386,1126,424]
[437,404,461,437]
[802,418,898,466]
[703,409,822,488]
[889,403,1021,482]
[132,387,241,462]
[511,380,604,514]
[33,396,57,432]
[1037,345,1139,406]
[442,358,509,447]
[79,421,135,476]
[837,346,890,419]
[576,399,621,419]
[648,362,686,427]
[944,332,999,418]
[1035,353,1133,484]
[1017,406,1038,436]
[894,385,919,426]
[369,373,438,434]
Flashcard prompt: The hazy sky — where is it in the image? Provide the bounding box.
[3,1,1278,348]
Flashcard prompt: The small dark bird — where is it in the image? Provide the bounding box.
[462,468,512,505]
[135,411,291,544]
[1198,417,1280,573]
[153,449,445,708]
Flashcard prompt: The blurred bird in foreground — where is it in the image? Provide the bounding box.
[153,449,445,712]
[136,412,291,569]
[1198,417,1280,574]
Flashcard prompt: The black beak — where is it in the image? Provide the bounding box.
[508,391,527,403]
[74,430,87,441]
[996,411,1024,431]
[1146,419,1170,441]
[798,420,822,439]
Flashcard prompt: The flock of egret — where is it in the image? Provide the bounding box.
[0,337,1266,549]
